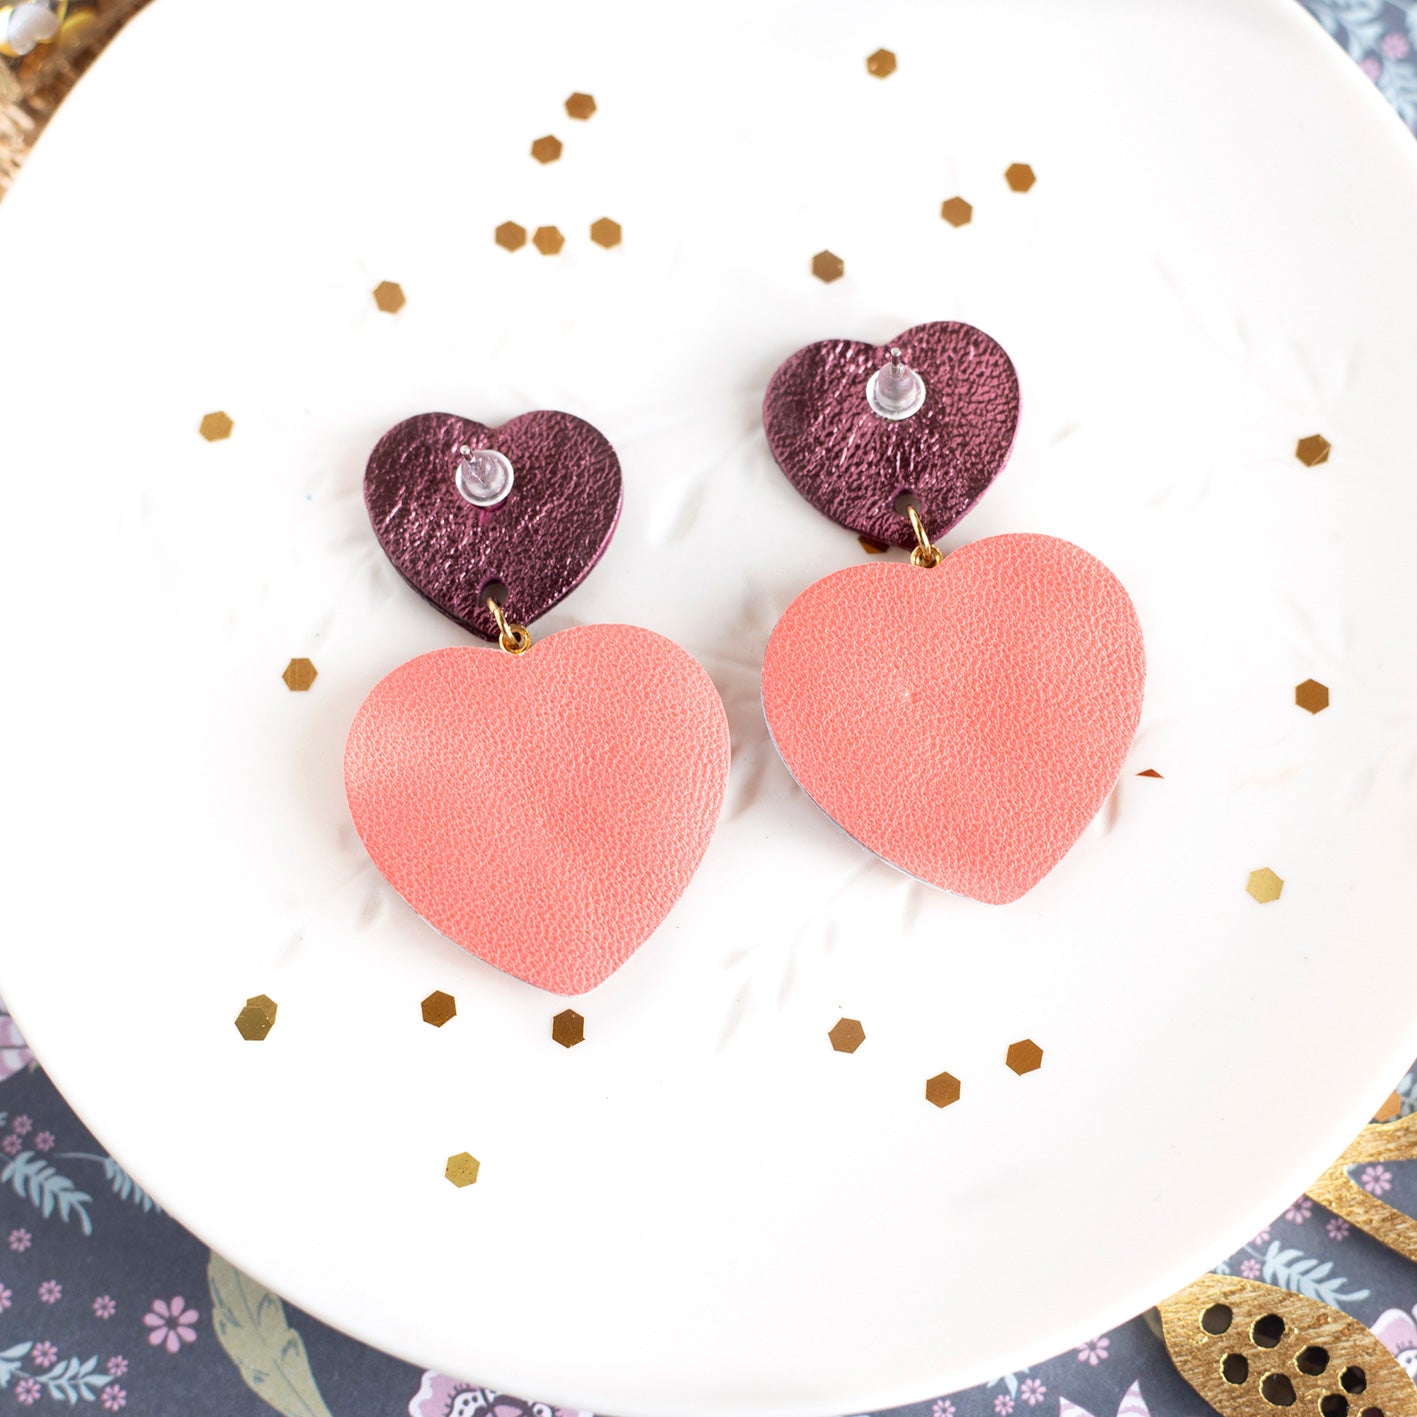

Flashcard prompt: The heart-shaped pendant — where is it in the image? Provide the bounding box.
[762,321,1020,549]
[762,535,1145,904]
[364,410,622,642]
[345,624,730,994]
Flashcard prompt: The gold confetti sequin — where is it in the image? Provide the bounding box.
[565,92,596,120]
[533,225,565,256]
[1246,867,1284,904]
[1295,433,1331,467]
[811,250,844,283]
[235,994,278,1041]
[421,990,456,1027]
[199,411,233,442]
[1295,678,1330,714]
[859,536,888,555]
[940,197,973,227]
[828,1018,865,1054]
[281,658,318,692]
[590,217,622,249]
[1376,1090,1402,1122]
[372,280,405,314]
[866,48,897,78]
[552,1009,585,1048]
[495,221,527,252]
[1137,768,1163,778]
[530,134,563,164]
[1005,1039,1043,1075]
[1005,163,1036,192]
[445,1152,480,1188]
[925,1071,961,1108]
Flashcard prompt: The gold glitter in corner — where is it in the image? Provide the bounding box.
[811,250,844,283]
[282,658,318,692]
[940,197,973,227]
[445,1152,480,1188]
[199,411,233,442]
[530,135,563,164]
[828,1018,865,1053]
[565,92,597,120]
[235,994,278,1041]
[1246,867,1284,904]
[866,48,896,78]
[372,281,405,314]
[1295,433,1331,467]
[421,990,456,1027]
[552,1009,585,1048]
[533,226,565,256]
[1295,678,1330,714]
[1005,1039,1043,1075]
[925,1071,960,1108]
[1004,163,1036,192]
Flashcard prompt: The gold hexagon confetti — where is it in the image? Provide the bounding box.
[565,92,596,120]
[199,411,233,442]
[445,1152,480,1187]
[827,1018,865,1054]
[866,48,897,78]
[281,658,318,692]
[1005,1039,1044,1075]
[235,994,278,1041]
[859,535,888,555]
[372,280,405,314]
[925,1071,960,1108]
[1246,867,1284,904]
[1137,768,1163,778]
[495,221,527,252]
[552,1009,585,1048]
[1004,162,1036,192]
[940,196,973,227]
[421,990,456,1027]
[533,225,565,256]
[811,250,844,283]
[1295,433,1331,467]
[530,134,563,164]
[590,217,622,249]
[1295,678,1330,714]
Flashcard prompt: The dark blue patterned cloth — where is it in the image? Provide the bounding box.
[2,4,1416,1414]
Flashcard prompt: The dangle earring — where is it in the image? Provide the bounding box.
[760,322,1146,904]
[345,409,731,994]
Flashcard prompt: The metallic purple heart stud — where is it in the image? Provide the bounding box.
[762,321,1020,548]
[364,410,623,642]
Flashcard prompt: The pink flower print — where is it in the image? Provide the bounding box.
[1076,1337,1110,1365]
[994,1396,1015,1416]
[933,1403,956,1417]
[16,1377,41,1406]
[1284,1197,1312,1224]
[1250,1227,1271,1246]
[8,1228,31,1252]
[1361,1165,1392,1196]
[1241,1258,1262,1278]
[11,1115,32,1136]
[34,1131,54,1152]
[144,1295,199,1353]
[106,1355,128,1377]
[92,1294,116,1319]
[30,1341,57,1370]
[1382,31,1410,60]
[1020,1379,1047,1406]
[408,1375,486,1417]
[38,1279,62,1304]
[101,1386,127,1412]
[1,1133,22,1156]
[0,1281,11,1313]
[1361,54,1383,79]
[1327,1217,1350,1242]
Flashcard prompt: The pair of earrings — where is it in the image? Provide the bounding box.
[343,321,1146,996]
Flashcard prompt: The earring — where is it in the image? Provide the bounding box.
[760,322,1145,904]
[345,409,730,994]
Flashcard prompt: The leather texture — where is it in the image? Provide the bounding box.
[364,410,622,642]
[762,536,1145,904]
[345,624,731,994]
[762,321,1020,549]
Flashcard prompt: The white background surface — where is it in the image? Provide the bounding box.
[2,1,1417,1413]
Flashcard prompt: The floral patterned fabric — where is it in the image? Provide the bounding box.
[2,4,1417,1414]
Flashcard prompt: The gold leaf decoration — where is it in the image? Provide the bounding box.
[1307,1114,1417,1265]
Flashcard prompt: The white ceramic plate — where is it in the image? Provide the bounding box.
[3,1,1417,1413]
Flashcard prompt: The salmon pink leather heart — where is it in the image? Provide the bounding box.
[761,321,1020,550]
[761,535,1145,904]
[345,625,731,993]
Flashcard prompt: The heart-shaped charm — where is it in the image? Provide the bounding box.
[364,411,622,642]
[345,624,730,993]
[762,321,1020,549]
[762,535,1145,903]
